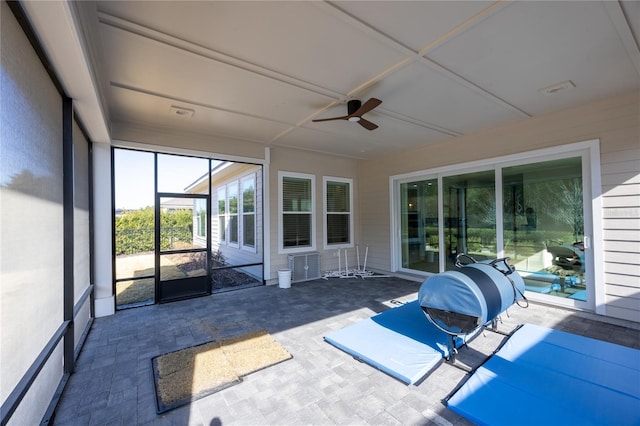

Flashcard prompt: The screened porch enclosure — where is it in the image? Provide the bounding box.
[114,149,263,309]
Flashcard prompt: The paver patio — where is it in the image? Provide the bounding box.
[53,277,640,426]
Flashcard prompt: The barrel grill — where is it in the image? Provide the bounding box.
[418,256,526,336]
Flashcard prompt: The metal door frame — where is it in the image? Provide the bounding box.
[155,192,211,303]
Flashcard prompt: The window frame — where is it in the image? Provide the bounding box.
[241,173,256,252]
[323,176,354,249]
[195,198,207,238]
[227,180,239,248]
[278,171,316,254]
[217,186,227,246]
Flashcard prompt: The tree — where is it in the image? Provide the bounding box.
[552,179,583,242]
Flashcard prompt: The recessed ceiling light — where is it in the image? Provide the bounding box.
[170,105,194,117]
[539,80,575,96]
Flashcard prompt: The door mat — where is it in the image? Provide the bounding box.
[152,330,292,413]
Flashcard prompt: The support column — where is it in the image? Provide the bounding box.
[93,143,115,317]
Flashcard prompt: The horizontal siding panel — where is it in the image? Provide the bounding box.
[606,284,640,298]
[605,294,640,310]
[600,160,640,175]
[601,149,640,164]
[602,195,640,208]
[604,229,640,241]
[602,218,640,230]
[605,272,640,287]
[601,183,640,197]
[605,251,640,264]
[603,207,640,219]
[604,240,640,253]
[601,171,640,186]
[604,304,640,322]
[604,261,640,276]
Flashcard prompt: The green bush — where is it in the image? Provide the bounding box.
[115,207,193,255]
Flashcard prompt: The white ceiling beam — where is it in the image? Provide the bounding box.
[317,1,530,118]
[110,82,296,127]
[98,12,344,101]
[419,57,531,119]
[99,11,353,143]
[377,108,462,137]
[604,1,640,77]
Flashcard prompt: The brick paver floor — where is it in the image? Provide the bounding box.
[52,277,640,425]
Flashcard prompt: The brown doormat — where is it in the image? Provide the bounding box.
[151,330,292,413]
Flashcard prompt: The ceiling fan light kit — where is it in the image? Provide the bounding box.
[313,98,382,130]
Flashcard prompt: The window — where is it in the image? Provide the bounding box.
[324,177,353,248]
[228,181,239,246]
[195,198,207,237]
[279,172,315,252]
[242,175,256,249]
[217,187,226,244]
[216,175,255,249]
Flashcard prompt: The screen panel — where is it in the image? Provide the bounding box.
[0,2,64,423]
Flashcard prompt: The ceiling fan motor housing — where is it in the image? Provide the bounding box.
[347,99,362,115]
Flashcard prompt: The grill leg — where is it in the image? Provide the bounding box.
[444,334,476,373]
[445,335,458,363]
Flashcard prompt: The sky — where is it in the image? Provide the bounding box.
[114,149,211,210]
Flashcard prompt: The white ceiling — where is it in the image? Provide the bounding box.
[77,1,640,159]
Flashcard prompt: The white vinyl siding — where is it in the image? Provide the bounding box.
[600,147,640,322]
[209,167,262,282]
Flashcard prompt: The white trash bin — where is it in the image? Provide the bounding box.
[278,269,292,289]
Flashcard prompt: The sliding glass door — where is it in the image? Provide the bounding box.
[400,179,439,272]
[395,149,590,307]
[502,157,585,301]
[443,170,496,269]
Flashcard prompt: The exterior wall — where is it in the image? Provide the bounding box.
[598,95,640,321]
[358,91,640,322]
[268,147,360,281]
[188,163,263,277]
[209,164,263,279]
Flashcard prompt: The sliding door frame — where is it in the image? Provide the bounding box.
[390,139,603,313]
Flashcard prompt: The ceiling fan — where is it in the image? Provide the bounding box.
[312,98,382,130]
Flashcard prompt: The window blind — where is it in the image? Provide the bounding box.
[326,180,351,244]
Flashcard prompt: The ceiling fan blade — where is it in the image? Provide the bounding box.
[358,118,378,130]
[312,115,349,123]
[353,98,382,116]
